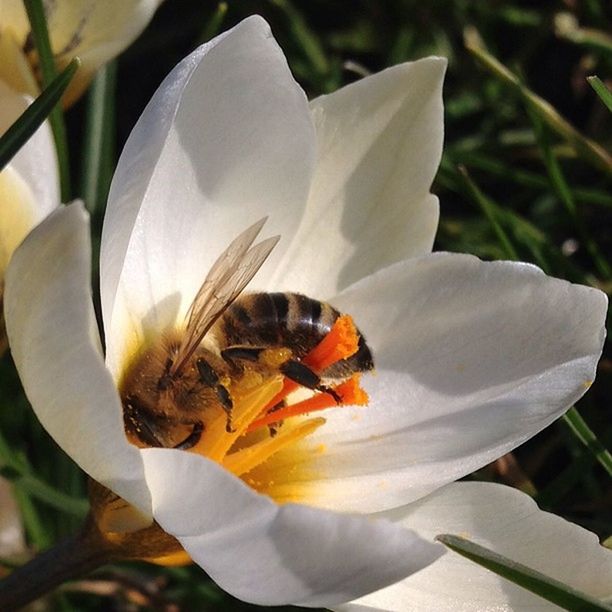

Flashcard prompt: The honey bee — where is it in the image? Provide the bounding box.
[120,218,373,450]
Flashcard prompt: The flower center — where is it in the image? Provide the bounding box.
[197,315,370,478]
[111,309,372,565]
[119,313,370,483]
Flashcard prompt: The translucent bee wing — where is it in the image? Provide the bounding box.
[170,219,279,376]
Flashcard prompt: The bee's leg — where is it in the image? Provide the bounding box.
[222,348,341,403]
[196,358,234,433]
[215,384,235,433]
[266,400,286,437]
[280,361,342,404]
[280,360,320,387]
[220,346,263,368]
[174,421,204,450]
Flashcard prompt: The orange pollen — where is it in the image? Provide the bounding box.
[263,314,362,410]
[246,314,368,433]
[248,375,368,431]
[303,314,360,371]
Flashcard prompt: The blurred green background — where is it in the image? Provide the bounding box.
[1,0,611,609]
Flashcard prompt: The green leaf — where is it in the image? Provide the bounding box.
[563,406,612,477]
[196,2,228,45]
[555,16,612,54]
[437,534,612,611]
[81,62,117,215]
[0,465,88,518]
[271,0,329,77]
[588,76,612,113]
[455,165,519,261]
[526,105,612,279]
[0,58,79,173]
[0,429,87,519]
[24,0,72,201]
[464,28,612,175]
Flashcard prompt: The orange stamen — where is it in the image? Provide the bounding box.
[260,315,362,411]
[303,314,360,371]
[249,374,368,431]
[265,379,299,412]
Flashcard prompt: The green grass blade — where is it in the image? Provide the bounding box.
[465,28,612,175]
[437,534,612,611]
[12,485,51,549]
[563,406,612,477]
[24,0,72,201]
[456,165,519,261]
[555,15,612,54]
[587,76,612,113]
[526,106,612,279]
[270,0,329,77]
[0,466,88,518]
[81,62,117,215]
[196,2,228,45]
[0,59,79,172]
[0,430,87,518]
[449,150,612,208]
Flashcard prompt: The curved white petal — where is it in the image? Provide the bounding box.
[141,447,443,607]
[44,1,161,60]
[0,1,161,55]
[0,2,30,40]
[4,204,151,518]
[261,254,606,512]
[343,482,612,611]
[0,1,162,105]
[268,58,445,297]
[0,29,39,98]
[102,15,316,377]
[0,81,59,216]
[0,165,38,278]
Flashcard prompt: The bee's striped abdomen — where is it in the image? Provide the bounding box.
[214,292,373,376]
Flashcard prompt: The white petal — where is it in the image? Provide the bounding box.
[50,0,163,106]
[264,254,606,512]
[44,0,161,61]
[0,478,24,558]
[0,165,38,278]
[344,482,612,611]
[0,2,30,40]
[0,1,163,105]
[4,204,151,518]
[268,58,445,297]
[0,81,59,216]
[141,447,443,607]
[0,29,39,98]
[101,16,315,377]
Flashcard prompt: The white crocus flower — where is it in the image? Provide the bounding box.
[4,16,610,608]
[0,79,58,352]
[0,0,163,105]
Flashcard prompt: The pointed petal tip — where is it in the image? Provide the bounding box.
[239,14,272,34]
[7,201,85,267]
[392,54,447,79]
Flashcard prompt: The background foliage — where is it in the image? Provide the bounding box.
[1,0,611,609]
